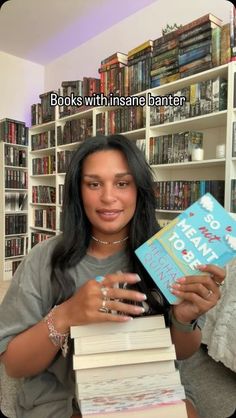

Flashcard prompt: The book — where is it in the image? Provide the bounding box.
[135,193,236,304]
[77,370,181,399]
[74,327,172,355]
[78,390,186,416]
[77,401,187,418]
[73,345,176,370]
[75,359,176,384]
[71,314,165,338]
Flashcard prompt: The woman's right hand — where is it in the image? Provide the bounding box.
[55,273,147,331]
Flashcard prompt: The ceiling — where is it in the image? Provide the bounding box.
[0,0,157,65]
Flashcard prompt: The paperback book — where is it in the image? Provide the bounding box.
[135,193,236,304]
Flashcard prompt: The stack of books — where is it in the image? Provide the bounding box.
[151,30,180,88]
[71,315,188,418]
[178,13,222,79]
[127,40,153,94]
[98,52,128,97]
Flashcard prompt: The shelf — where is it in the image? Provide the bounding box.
[149,64,228,96]
[5,211,28,215]
[4,143,28,149]
[30,121,55,131]
[5,233,28,237]
[30,174,56,178]
[30,202,56,207]
[149,111,227,134]
[155,209,182,214]
[151,159,225,170]
[57,142,81,151]
[30,226,57,233]
[120,128,146,140]
[5,255,25,260]
[30,147,55,156]
[4,165,27,170]
[5,188,28,192]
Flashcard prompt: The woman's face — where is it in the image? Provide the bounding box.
[81,149,137,240]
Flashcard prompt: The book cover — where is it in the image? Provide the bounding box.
[135,193,236,304]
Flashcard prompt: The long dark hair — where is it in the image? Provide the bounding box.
[50,134,168,313]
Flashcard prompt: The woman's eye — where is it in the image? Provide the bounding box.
[117,181,128,188]
[89,182,100,189]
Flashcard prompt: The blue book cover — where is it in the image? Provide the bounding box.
[135,193,236,304]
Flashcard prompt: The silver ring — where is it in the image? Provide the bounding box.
[100,286,109,299]
[98,300,109,313]
[215,280,224,287]
[206,289,213,299]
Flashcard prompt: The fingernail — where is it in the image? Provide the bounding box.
[95,275,105,283]
[135,274,141,282]
[134,306,145,314]
[171,283,181,289]
[176,277,186,283]
[136,292,147,301]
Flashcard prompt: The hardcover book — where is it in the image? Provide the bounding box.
[135,193,236,304]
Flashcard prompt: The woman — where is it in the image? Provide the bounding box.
[0,134,225,418]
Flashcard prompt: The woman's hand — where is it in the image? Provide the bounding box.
[170,264,225,324]
[57,273,147,331]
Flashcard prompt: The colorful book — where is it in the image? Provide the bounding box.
[135,193,236,304]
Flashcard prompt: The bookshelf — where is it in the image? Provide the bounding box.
[28,61,236,247]
[0,119,29,281]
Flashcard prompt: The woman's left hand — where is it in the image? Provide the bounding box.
[171,264,225,324]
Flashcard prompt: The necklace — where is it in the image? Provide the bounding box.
[91,235,129,245]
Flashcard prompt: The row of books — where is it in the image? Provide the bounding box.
[31,12,232,121]
[150,14,225,87]
[149,131,203,165]
[0,118,28,145]
[150,76,227,126]
[5,236,28,258]
[71,316,188,418]
[32,185,56,204]
[4,260,22,281]
[31,130,55,151]
[58,184,64,206]
[59,78,101,118]
[33,207,56,231]
[32,155,55,175]
[154,180,225,211]
[107,107,145,135]
[231,179,236,212]
[5,169,28,190]
[31,231,55,248]
[57,150,74,173]
[4,145,27,167]
[57,118,92,146]
[5,214,27,235]
[5,193,28,212]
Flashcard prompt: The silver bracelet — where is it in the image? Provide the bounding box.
[44,305,69,357]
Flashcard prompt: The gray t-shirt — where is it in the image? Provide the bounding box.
[0,237,130,418]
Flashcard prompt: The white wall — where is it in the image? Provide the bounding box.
[44,0,231,91]
[0,52,44,126]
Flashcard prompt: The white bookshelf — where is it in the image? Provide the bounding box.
[0,123,29,281]
[28,62,236,248]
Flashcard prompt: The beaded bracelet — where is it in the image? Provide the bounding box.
[44,305,69,358]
